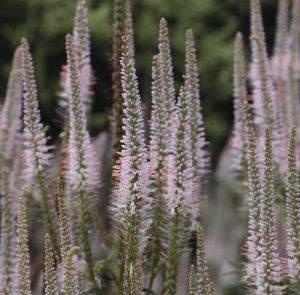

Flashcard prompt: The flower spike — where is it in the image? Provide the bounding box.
[0,168,17,294]
[44,234,58,295]
[256,127,285,294]
[59,0,94,111]
[284,0,300,131]
[163,78,194,295]
[250,0,284,170]
[65,33,100,293]
[66,34,99,193]
[230,32,247,175]
[112,34,151,294]
[61,247,80,295]
[113,34,151,216]
[273,0,289,59]
[185,29,208,177]
[285,126,300,282]
[158,18,176,138]
[272,0,290,136]
[73,0,93,108]
[195,225,211,294]
[21,38,60,260]
[12,185,31,295]
[189,265,197,295]
[111,0,135,166]
[147,54,169,289]
[0,46,22,167]
[125,0,135,59]
[21,38,51,184]
[243,102,261,283]
[185,29,209,218]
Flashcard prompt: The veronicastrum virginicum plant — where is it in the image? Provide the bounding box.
[3,0,300,294]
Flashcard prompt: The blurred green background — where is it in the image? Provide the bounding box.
[0,0,277,168]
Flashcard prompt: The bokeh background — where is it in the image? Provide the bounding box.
[0,0,279,294]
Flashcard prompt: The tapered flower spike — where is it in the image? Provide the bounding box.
[73,0,93,108]
[209,282,215,295]
[289,0,300,76]
[158,18,176,139]
[189,265,197,295]
[230,32,247,175]
[185,29,208,220]
[286,0,300,65]
[195,225,211,294]
[113,34,151,218]
[112,34,151,295]
[147,54,169,290]
[125,0,135,59]
[44,234,58,295]
[21,38,61,260]
[0,168,17,295]
[149,55,168,179]
[21,38,51,184]
[250,0,269,77]
[66,34,100,193]
[57,0,94,186]
[272,0,290,135]
[59,0,94,110]
[111,0,126,166]
[111,0,135,166]
[284,0,300,130]
[243,102,261,283]
[61,247,80,295]
[272,0,300,135]
[12,185,31,295]
[255,127,285,294]
[250,0,284,170]
[163,79,194,295]
[285,126,300,282]
[185,29,208,175]
[147,21,179,289]
[273,0,289,59]
[65,32,98,249]
[65,33,100,293]
[0,46,22,167]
